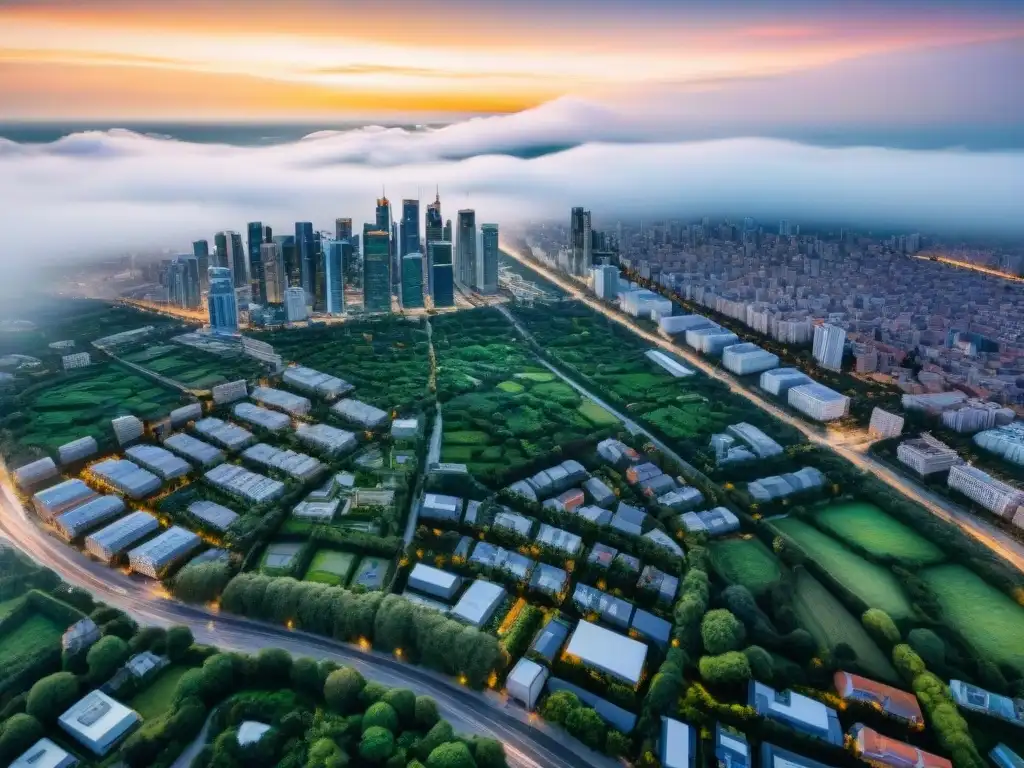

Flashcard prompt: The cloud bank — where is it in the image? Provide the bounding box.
[1,94,1023,285]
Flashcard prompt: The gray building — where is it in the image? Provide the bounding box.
[128,526,201,579]
[53,495,125,541]
[85,511,160,562]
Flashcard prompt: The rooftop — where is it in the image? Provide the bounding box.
[564,619,648,686]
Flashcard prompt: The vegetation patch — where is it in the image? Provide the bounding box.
[708,537,782,595]
[444,430,491,445]
[496,380,525,394]
[515,371,555,383]
[129,664,194,719]
[0,614,65,668]
[577,400,619,426]
[303,548,358,586]
[815,501,945,565]
[351,555,391,590]
[920,564,1024,673]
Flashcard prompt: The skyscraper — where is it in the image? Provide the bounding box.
[324,240,345,315]
[375,195,391,233]
[479,223,499,295]
[335,218,353,242]
[275,235,298,288]
[443,219,452,243]
[813,323,847,372]
[184,257,201,309]
[363,230,391,313]
[192,240,210,290]
[429,241,454,308]
[207,267,238,334]
[261,242,285,304]
[213,231,228,268]
[570,207,592,276]
[295,222,315,297]
[425,190,443,295]
[285,287,308,322]
[401,199,420,257]
[247,222,265,304]
[215,231,246,287]
[456,209,477,289]
[401,253,424,309]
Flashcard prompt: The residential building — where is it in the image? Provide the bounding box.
[479,223,499,294]
[10,738,78,768]
[592,264,619,301]
[812,323,846,371]
[679,507,740,536]
[659,314,714,336]
[949,680,1024,727]
[869,408,905,439]
[401,252,424,308]
[896,434,962,476]
[947,464,1024,518]
[623,289,672,319]
[760,368,812,396]
[205,463,285,504]
[207,267,238,333]
[233,402,291,432]
[363,230,392,312]
[407,563,462,601]
[429,241,454,307]
[686,326,740,356]
[851,725,952,768]
[749,681,843,744]
[833,671,923,724]
[788,383,850,421]
[564,619,648,686]
[58,690,140,756]
[62,352,91,370]
[450,579,505,627]
[58,436,98,465]
[722,343,779,375]
[62,618,100,654]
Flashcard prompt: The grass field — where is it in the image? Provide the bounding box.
[514,371,555,383]
[121,344,263,389]
[709,538,782,595]
[497,380,525,394]
[921,564,1024,673]
[792,569,899,682]
[773,518,913,619]
[0,596,24,620]
[445,430,491,445]
[351,556,390,590]
[578,400,619,426]
[815,502,945,565]
[130,664,193,719]
[0,614,66,668]
[304,549,358,586]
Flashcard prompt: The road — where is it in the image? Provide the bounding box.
[498,243,1024,573]
[910,253,1024,283]
[0,475,614,768]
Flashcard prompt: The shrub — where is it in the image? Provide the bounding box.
[26,672,79,722]
[743,646,774,682]
[361,681,388,707]
[255,647,293,686]
[382,688,416,727]
[101,615,136,640]
[472,736,508,768]
[606,730,632,758]
[417,720,455,761]
[291,657,324,697]
[893,644,926,684]
[0,713,43,764]
[174,561,232,604]
[360,725,396,762]
[165,625,194,661]
[566,706,605,750]
[307,737,348,768]
[699,652,752,686]
[129,626,167,654]
[540,690,580,726]
[701,609,746,655]
[86,635,129,683]
[861,609,900,646]
[325,667,365,714]
[415,695,440,729]
[907,629,946,669]
[427,741,476,768]
[363,702,399,733]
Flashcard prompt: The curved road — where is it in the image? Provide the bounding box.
[498,244,1024,573]
[0,477,614,768]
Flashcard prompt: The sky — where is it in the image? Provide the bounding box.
[1,0,1024,119]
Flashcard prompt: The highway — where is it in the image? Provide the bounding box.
[0,474,614,768]
[498,243,1024,573]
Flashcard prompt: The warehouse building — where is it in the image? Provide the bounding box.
[13,456,59,489]
[205,463,285,504]
[10,738,78,768]
[90,458,162,499]
[450,579,506,627]
[420,493,463,522]
[163,432,225,467]
[506,658,549,710]
[660,717,697,768]
[750,681,842,744]
[169,403,203,427]
[292,498,340,522]
[564,619,648,686]
[128,526,201,578]
[58,690,140,756]
[211,379,248,404]
[760,368,813,397]
[251,385,311,417]
[583,477,615,507]
[295,422,357,456]
[407,563,462,601]
[242,443,323,481]
[722,342,780,375]
[639,473,677,498]
[686,326,740,356]
[85,511,160,562]
[622,289,672,319]
[679,507,740,537]
[659,314,714,336]
[33,479,97,522]
[536,524,583,556]
[233,402,292,432]
[788,383,850,422]
[282,365,354,399]
[193,417,255,451]
[58,436,99,465]
[331,398,389,429]
[125,444,190,480]
[645,349,694,377]
[53,495,125,541]
[187,500,239,531]
[748,467,826,502]
[111,415,144,446]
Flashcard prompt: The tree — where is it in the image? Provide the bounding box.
[26,672,79,722]
[893,644,926,684]
[174,561,232,604]
[862,609,900,646]
[101,615,136,640]
[86,635,129,683]
[645,667,684,715]
[359,726,396,763]
[472,737,507,768]
[427,742,476,768]
[324,667,365,714]
[415,695,440,729]
[606,730,632,758]
[699,652,752,686]
[307,737,349,768]
[720,585,761,627]
[129,626,167,655]
[539,690,580,726]
[382,688,416,727]
[165,625,194,661]
[291,657,324,697]
[255,648,293,686]
[362,702,399,734]
[907,629,946,669]
[361,681,388,707]
[417,720,455,761]
[743,646,774,682]
[0,713,43,764]
[566,706,605,750]
[701,610,746,655]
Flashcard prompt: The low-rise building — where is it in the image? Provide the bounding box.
[163,432,225,467]
[974,422,1024,466]
[535,524,583,556]
[583,476,616,507]
[632,609,672,648]
[90,458,162,499]
[407,563,462,601]
[294,423,357,456]
[869,407,905,439]
[542,488,585,514]
[572,583,634,629]
[901,391,967,414]
[657,486,704,512]
[391,418,420,440]
[644,528,684,557]
[726,423,784,458]
[58,690,140,756]
[53,495,125,541]
[506,658,549,710]
[626,462,661,485]
[125,444,190,480]
[564,620,648,686]
[529,563,569,597]
[10,738,78,768]
[623,289,672,319]
[282,366,353,399]
[128,526,201,578]
[833,671,923,724]
[469,542,535,579]
[679,507,740,537]
[749,681,842,744]
[610,501,648,535]
[637,565,679,604]
[205,463,285,504]
[193,417,254,451]
[990,744,1024,768]
[851,725,951,768]
[251,385,311,417]
[111,415,144,446]
[13,456,58,489]
[760,743,833,768]
[588,543,618,569]
[420,493,463,523]
[788,383,850,421]
[947,464,1024,519]
[686,326,740,356]
[211,379,248,404]
[526,459,587,496]
[450,579,506,627]
[62,352,92,370]
[659,717,697,768]
[573,504,613,526]
[242,443,323,481]
[58,436,99,465]
[597,438,641,468]
[659,314,712,336]
[646,349,694,377]
[530,615,570,662]
[233,402,292,433]
[748,467,826,502]
[187,500,239,531]
[33,479,98,522]
[85,511,160,562]
[897,434,962,476]
[639,473,677,498]
[331,398,389,429]
[62,618,100,654]
[760,368,812,397]
[493,509,534,537]
[722,343,779,375]
[949,680,1024,727]
[169,403,203,427]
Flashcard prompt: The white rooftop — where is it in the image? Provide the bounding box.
[565,619,648,685]
[237,720,272,746]
[450,580,506,627]
[58,689,139,756]
[9,738,74,768]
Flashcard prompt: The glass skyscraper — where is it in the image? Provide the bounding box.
[401,253,424,309]
[192,239,210,289]
[324,240,346,315]
[429,241,454,308]
[479,223,499,295]
[363,230,392,313]
[335,218,352,242]
[261,242,286,304]
[207,267,239,333]
[295,222,315,297]
[247,221,265,304]
[456,209,477,288]
[401,199,420,257]
[425,191,442,295]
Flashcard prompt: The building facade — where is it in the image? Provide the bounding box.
[456,209,477,288]
[947,464,1024,518]
[812,323,846,371]
[207,267,239,333]
[323,239,345,315]
[285,287,308,322]
[401,253,424,308]
[479,223,499,294]
[430,241,454,307]
[897,434,961,475]
[788,383,850,421]
[592,264,619,301]
[363,230,392,312]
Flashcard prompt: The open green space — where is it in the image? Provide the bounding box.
[578,400,619,426]
[772,517,913,619]
[431,309,537,399]
[815,501,945,565]
[709,537,782,595]
[920,564,1024,673]
[351,555,390,590]
[303,548,358,586]
[129,664,194,719]
[497,380,525,394]
[514,371,555,383]
[0,596,24,619]
[0,613,66,668]
[792,569,899,682]
[120,343,264,389]
[445,430,491,445]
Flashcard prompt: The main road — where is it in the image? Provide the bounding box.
[0,474,615,768]
[498,244,1024,573]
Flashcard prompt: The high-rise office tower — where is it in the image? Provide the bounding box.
[443,219,452,243]
[263,225,273,242]
[207,267,238,333]
[215,231,246,287]
[401,199,420,257]
[400,253,424,309]
[570,207,592,276]
[260,242,286,304]
[192,240,210,290]
[376,195,391,233]
[213,231,228,268]
[285,287,308,322]
[429,241,454,308]
[324,240,345,315]
[479,223,499,295]
[456,209,477,288]
[425,191,443,295]
[363,230,391,313]
[274,235,298,288]
[312,231,325,310]
[592,264,619,301]
[335,218,352,242]
[812,323,847,372]
[247,221,265,304]
[184,257,201,309]
[295,222,315,297]
[391,221,399,290]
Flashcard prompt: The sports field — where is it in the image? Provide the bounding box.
[708,537,782,595]
[792,569,899,682]
[772,517,913,619]
[815,501,945,565]
[303,548,358,586]
[921,564,1024,673]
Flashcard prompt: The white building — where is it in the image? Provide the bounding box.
[788,383,849,421]
[868,408,905,439]
[564,619,648,686]
[194,417,254,451]
[726,423,783,458]
[205,463,285,504]
[331,398,390,429]
[111,415,144,446]
[125,444,190,480]
[974,422,1024,466]
[658,314,714,337]
[760,368,812,396]
[233,402,292,432]
[506,658,549,710]
[947,464,1024,518]
[622,289,672,319]
[10,738,78,768]
[812,323,846,371]
[901,391,967,414]
[391,418,420,440]
[85,511,160,561]
[685,326,740,356]
[407,563,462,601]
[58,690,140,756]
[169,403,203,427]
[61,352,92,370]
[163,432,225,467]
[645,349,694,377]
[660,718,697,768]
[90,458,162,499]
[285,286,308,321]
[251,386,311,417]
[242,443,323,481]
[282,366,353,399]
[592,264,619,301]
[722,343,779,375]
[211,379,248,405]
[294,422,357,456]
[32,479,97,522]
[896,434,962,476]
[128,526,201,578]
[450,579,506,627]
[58,436,99,465]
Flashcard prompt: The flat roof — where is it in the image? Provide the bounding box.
[790,382,848,403]
[408,563,461,591]
[661,717,696,768]
[58,689,139,752]
[450,580,506,627]
[565,619,648,686]
[10,738,74,768]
